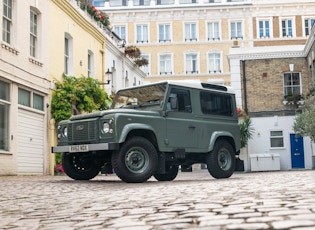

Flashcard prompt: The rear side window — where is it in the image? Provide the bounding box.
[200,91,233,116]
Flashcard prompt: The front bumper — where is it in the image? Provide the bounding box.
[52,143,119,153]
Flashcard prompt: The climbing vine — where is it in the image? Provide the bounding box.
[51,74,111,123]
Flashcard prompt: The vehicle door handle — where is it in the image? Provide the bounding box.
[189,125,196,129]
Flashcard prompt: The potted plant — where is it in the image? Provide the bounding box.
[135,57,149,67]
[124,46,141,59]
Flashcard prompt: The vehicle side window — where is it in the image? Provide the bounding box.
[167,88,192,113]
[200,91,233,116]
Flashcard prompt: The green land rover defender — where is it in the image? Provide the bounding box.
[52,81,241,183]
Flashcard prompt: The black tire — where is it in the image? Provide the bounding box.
[206,140,235,179]
[62,152,100,180]
[112,137,158,183]
[154,165,179,181]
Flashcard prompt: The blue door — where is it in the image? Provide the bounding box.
[290,134,305,168]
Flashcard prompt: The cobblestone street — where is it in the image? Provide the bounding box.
[0,170,314,230]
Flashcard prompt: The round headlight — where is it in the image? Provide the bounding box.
[63,127,68,137]
[103,122,110,133]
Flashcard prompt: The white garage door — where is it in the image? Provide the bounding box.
[17,109,45,174]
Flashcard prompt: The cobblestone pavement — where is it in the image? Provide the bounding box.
[0,170,314,230]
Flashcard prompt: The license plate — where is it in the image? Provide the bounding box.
[69,145,88,153]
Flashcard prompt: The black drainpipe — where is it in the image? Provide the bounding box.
[242,60,248,114]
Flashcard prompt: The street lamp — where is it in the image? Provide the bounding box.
[99,68,112,85]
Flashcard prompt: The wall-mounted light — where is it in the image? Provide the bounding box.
[98,68,112,85]
[105,68,112,84]
[289,64,294,72]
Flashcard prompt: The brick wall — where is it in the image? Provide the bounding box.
[242,58,309,114]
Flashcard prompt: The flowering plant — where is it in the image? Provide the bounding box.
[55,163,64,174]
[80,3,110,27]
[125,46,141,59]
[135,57,149,67]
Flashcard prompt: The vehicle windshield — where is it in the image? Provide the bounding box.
[111,83,167,110]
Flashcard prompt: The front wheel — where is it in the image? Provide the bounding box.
[62,152,100,180]
[154,165,179,181]
[206,140,235,179]
[112,137,158,183]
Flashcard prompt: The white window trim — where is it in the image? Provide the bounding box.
[205,20,221,41]
[229,19,244,40]
[135,24,150,43]
[256,17,273,39]
[184,51,200,74]
[282,72,302,96]
[269,130,285,149]
[302,16,315,37]
[207,50,223,74]
[183,21,199,42]
[279,16,296,38]
[88,50,94,78]
[157,23,172,43]
[158,52,173,75]
[113,24,128,42]
[64,32,73,76]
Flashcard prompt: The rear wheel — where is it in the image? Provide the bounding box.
[154,165,179,181]
[62,152,100,180]
[112,137,158,183]
[207,140,235,179]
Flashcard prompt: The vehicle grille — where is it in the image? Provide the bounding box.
[68,119,97,143]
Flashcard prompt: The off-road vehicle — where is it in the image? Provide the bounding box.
[52,81,240,183]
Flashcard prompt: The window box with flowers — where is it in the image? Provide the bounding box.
[80,3,110,27]
[283,94,304,106]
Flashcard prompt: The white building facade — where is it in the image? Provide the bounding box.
[0,0,51,175]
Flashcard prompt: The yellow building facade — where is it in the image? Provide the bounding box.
[96,0,315,85]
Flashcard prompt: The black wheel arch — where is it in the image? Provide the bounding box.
[124,129,159,149]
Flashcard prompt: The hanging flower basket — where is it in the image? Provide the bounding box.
[135,58,149,67]
[125,46,141,59]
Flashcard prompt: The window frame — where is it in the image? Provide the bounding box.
[136,24,149,43]
[280,17,295,37]
[30,10,38,58]
[2,0,12,44]
[283,72,302,97]
[257,18,272,39]
[113,25,127,42]
[184,22,198,41]
[303,17,315,37]
[64,33,73,75]
[88,50,94,78]
[207,51,222,73]
[185,53,199,74]
[18,87,44,111]
[0,79,10,152]
[230,20,243,40]
[270,130,284,149]
[207,21,221,41]
[158,23,171,42]
[159,53,173,75]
